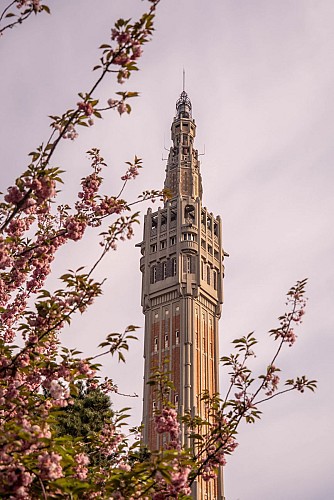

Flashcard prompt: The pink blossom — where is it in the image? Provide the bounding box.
[49,380,65,400]
[121,165,139,181]
[62,123,78,140]
[131,43,143,60]
[78,101,94,116]
[154,407,180,442]
[38,452,63,480]
[4,185,24,205]
[64,216,87,241]
[117,102,127,115]
[74,453,89,480]
[77,360,95,378]
[118,462,131,472]
[98,423,123,456]
[113,53,130,66]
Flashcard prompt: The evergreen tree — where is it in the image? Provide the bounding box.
[56,383,113,439]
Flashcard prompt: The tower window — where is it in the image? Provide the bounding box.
[154,337,158,352]
[183,233,196,241]
[160,240,166,250]
[151,243,157,253]
[174,394,179,404]
[170,236,176,246]
[201,211,206,228]
[153,400,156,411]
[187,256,191,274]
[151,217,158,235]
[185,205,195,223]
[162,262,167,279]
[153,266,157,284]
[165,335,169,348]
[175,330,179,345]
[213,270,217,290]
[207,265,211,285]
[172,258,177,276]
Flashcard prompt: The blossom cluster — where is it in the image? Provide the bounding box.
[16,0,42,13]
[262,364,280,396]
[155,407,180,445]
[270,279,307,346]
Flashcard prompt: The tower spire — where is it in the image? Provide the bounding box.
[164,89,201,200]
[183,68,185,92]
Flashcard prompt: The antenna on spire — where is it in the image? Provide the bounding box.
[182,68,185,92]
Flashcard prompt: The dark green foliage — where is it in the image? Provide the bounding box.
[56,383,113,439]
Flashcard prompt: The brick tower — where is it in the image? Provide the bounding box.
[139,91,225,499]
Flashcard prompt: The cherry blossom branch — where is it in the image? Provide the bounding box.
[0,1,50,36]
[0,0,16,22]
[0,1,160,233]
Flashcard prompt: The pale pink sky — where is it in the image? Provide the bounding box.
[1,1,333,499]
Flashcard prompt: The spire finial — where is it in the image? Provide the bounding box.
[176,72,192,118]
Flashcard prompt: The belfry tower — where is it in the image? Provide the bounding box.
[139,91,225,499]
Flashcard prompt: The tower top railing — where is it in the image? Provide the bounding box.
[176,90,192,119]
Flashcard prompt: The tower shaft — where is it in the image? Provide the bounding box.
[140,92,225,500]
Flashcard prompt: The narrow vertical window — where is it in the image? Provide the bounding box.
[176,330,179,345]
[172,258,177,276]
[165,334,168,348]
[153,266,157,283]
[213,270,217,290]
[187,256,191,273]
[154,337,158,352]
[207,265,210,285]
[162,262,167,280]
